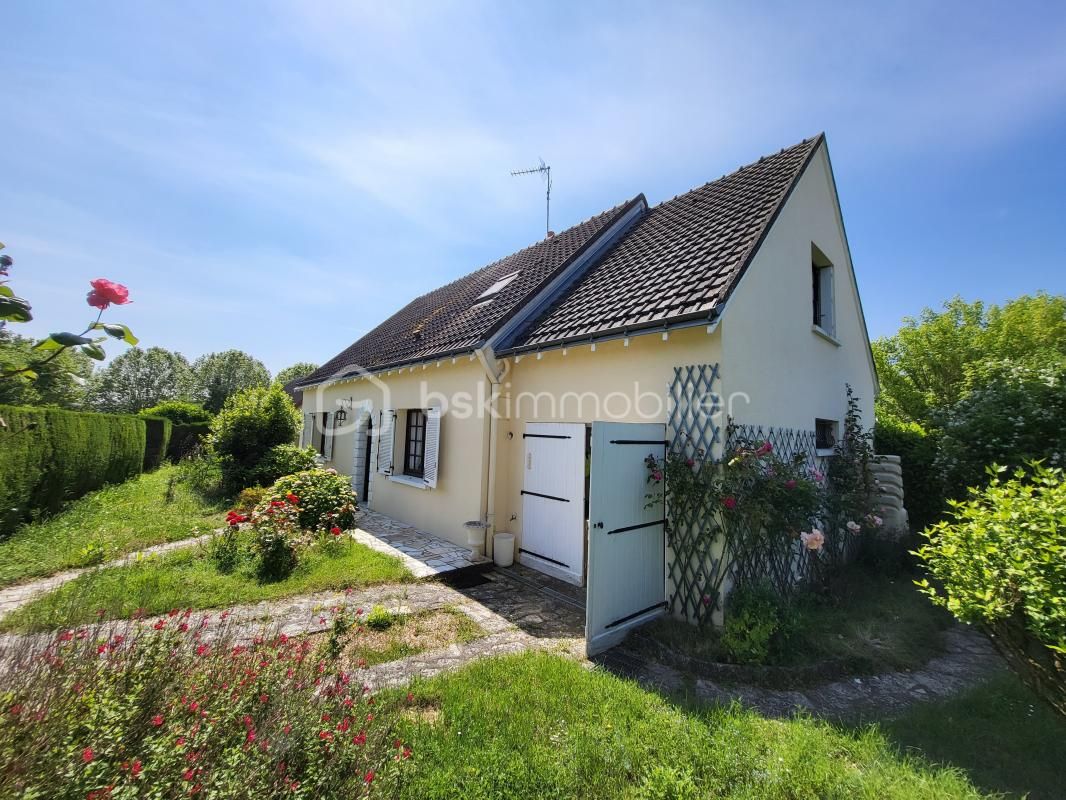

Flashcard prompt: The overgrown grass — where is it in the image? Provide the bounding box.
[2,539,412,631]
[878,672,1066,800]
[633,568,952,675]
[336,607,484,669]
[0,466,227,587]
[382,651,985,799]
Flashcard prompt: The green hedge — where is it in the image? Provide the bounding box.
[874,417,943,532]
[0,405,146,538]
[167,422,211,462]
[142,416,173,471]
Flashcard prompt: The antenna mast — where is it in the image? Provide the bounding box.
[510,159,552,237]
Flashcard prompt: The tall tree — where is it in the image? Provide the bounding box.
[86,347,193,413]
[0,330,93,408]
[192,350,270,413]
[873,293,1066,427]
[274,362,318,387]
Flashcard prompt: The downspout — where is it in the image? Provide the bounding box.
[475,346,509,558]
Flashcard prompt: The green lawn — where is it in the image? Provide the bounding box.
[877,672,1066,800]
[0,466,227,587]
[2,538,412,631]
[632,568,953,675]
[382,651,987,799]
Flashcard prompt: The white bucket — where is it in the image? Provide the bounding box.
[493,532,515,568]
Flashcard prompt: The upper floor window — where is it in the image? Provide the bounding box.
[812,244,835,337]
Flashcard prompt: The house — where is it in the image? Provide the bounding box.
[296,134,878,650]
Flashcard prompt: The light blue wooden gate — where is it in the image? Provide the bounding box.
[586,421,668,656]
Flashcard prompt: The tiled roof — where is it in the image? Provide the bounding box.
[504,135,822,350]
[298,200,636,385]
[301,134,822,384]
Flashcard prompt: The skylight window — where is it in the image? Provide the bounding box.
[475,271,520,303]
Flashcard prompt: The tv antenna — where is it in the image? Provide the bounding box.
[511,158,552,237]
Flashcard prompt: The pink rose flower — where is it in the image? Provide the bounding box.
[784,479,797,490]
[86,278,131,309]
[800,529,825,551]
[722,496,737,510]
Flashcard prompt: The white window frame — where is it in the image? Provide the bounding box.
[812,244,836,339]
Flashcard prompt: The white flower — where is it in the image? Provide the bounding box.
[801,529,825,551]
[846,520,861,533]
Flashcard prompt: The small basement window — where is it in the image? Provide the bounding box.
[815,418,838,453]
[812,244,835,337]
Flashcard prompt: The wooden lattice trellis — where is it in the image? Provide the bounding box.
[665,366,860,625]
[665,364,724,626]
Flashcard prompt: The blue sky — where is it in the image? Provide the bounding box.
[2,1,1064,375]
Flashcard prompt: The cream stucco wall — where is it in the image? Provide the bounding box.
[718,143,877,435]
[493,325,723,554]
[302,358,491,547]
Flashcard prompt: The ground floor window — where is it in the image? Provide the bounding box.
[403,409,427,477]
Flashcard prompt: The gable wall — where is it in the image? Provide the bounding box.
[718,143,877,436]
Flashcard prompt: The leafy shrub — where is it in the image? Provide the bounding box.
[249,494,304,581]
[720,584,794,665]
[874,414,942,531]
[139,399,212,425]
[141,415,172,471]
[78,539,110,567]
[916,463,1066,716]
[234,486,270,514]
[269,469,358,533]
[0,405,145,537]
[0,614,407,797]
[248,443,318,488]
[637,765,700,800]
[365,604,395,632]
[209,526,246,574]
[935,362,1066,501]
[209,386,300,494]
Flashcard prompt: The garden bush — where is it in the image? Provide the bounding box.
[268,469,359,533]
[141,415,172,471]
[0,404,145,537]
[874,415,942,531]
[248,493,305,581]
[209,386,300,494]
[720,583,794,664]
[247,443,318,489]
[139,399,212,425]
[935,362,1066,501]
[916,462,1066,716]
[0,615,407,797]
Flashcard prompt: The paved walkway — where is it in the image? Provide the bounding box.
[352,510,490,579]
[0,534,212,621]
[596,625,1004,721]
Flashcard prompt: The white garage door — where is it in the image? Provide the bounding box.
[519,422,586,585]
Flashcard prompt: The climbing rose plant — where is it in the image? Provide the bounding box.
[0,241,137,382]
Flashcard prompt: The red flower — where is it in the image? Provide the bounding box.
[151,714,164,726]
[86,278,131,310]
[784,479,797,490]
[182,768,195,781]
[259,694,269,704]
[352,731,367,746]
[286,493,300,504]
[330,526,342,536]
[318,730,333,741]
[153,619,166,630]
[82,746,94,763]
[722,496,737,510]
[225,511,247,527]
[10,704,22,716]
[364,770,375,785]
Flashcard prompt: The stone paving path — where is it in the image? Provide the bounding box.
[596,625,1004,721]
[0,534,212,621]
[351,510,490,579]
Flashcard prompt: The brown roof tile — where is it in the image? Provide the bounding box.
[504,135,822,350]
[298,200,636,384]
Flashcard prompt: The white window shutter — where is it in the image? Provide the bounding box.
[323,412,335,460]
[423,407,441,488]
[301,413,314,448]
[377,410,395,475]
